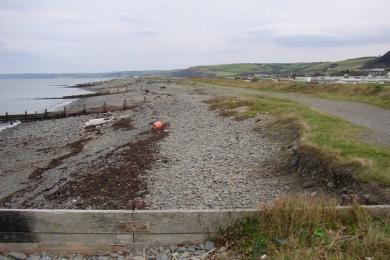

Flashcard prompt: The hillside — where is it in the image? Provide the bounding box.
[170,56,384,77]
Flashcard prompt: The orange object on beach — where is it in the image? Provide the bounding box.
[152,120,164,129]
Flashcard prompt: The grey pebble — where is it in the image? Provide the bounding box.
[7,252,27,260]
[204,240,215,251]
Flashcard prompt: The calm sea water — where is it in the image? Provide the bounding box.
[0,77,111,131]
[0,77,112,114]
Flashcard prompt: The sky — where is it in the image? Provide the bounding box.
[0,0,389,73]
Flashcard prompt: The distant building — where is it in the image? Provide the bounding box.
[368,68,385,76]
[295,77,312,83]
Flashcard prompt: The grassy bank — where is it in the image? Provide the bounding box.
[206,95,390,184]
[216,197,390,259]
[185,78,390,109]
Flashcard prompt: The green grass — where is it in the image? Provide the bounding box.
[206,95,390,184]
[216,197,390,260]
[186,78,390,109]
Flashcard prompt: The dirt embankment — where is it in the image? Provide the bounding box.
[291,144,390,205]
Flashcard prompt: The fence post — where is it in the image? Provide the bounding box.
[5,112,8,121]
[144,96,147,102]
[123,100,127,110]
[64,106,67,117]
[44,109,48,118]
[103,102,106,112]
[83,104,86,114]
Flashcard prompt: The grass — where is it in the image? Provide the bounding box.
[185,78,390,109]
[216,196,390,260]
[206,95,390,184]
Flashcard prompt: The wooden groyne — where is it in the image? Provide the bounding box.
[37,85,134,100]
[0,100,135,123]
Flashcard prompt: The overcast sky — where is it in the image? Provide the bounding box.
[0,0,389,73]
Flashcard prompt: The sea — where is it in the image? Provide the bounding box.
[0,77,112,131]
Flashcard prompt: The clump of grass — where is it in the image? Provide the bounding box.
[217,197,390,259]
[206,96,390,184]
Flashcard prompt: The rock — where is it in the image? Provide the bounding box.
[187,247,196,253]
[146,256,156,260]
[204,241,215,251]
[327,181,336,189]
[169,245,177,251]
[0,256,11,260]
[310,191,317,197]
[27,255,41,260]
[8,252,27,260]
[40,257,52,260]
[131,257,144,260]
[302,181,316,189]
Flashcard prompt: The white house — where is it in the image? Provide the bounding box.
[295,77,312,83]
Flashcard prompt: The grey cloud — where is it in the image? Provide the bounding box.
[244,22,390,47]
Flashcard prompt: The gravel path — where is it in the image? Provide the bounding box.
[143,87,289,209]
[199,85,390,146]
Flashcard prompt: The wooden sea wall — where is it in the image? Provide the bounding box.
[0,206,389,253]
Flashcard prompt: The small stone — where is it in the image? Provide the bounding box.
[302,181,315,189]
[327,181,336,189]
[218,246,226,253]
[111,253,118,257]
[8,252,27,260]
[0,256,11,260]
[310,191,317,197]
[146,256,156,260]
[27,255,41,260]
[187,247,196,253]
[169,245,177,251]
[131,257,144,260]
[204,241,215,251]
[176,247,185,254]
[40,257,52,260]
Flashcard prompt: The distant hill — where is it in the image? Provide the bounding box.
[364,51,390,69]
[2,51,389,79]
[169,56,383,77]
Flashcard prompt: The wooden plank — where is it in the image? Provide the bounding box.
[0,243,129,254]
[0,209,133,234]
[0,233,132,244]
[134,233,212,246]
[132,209,259,234]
